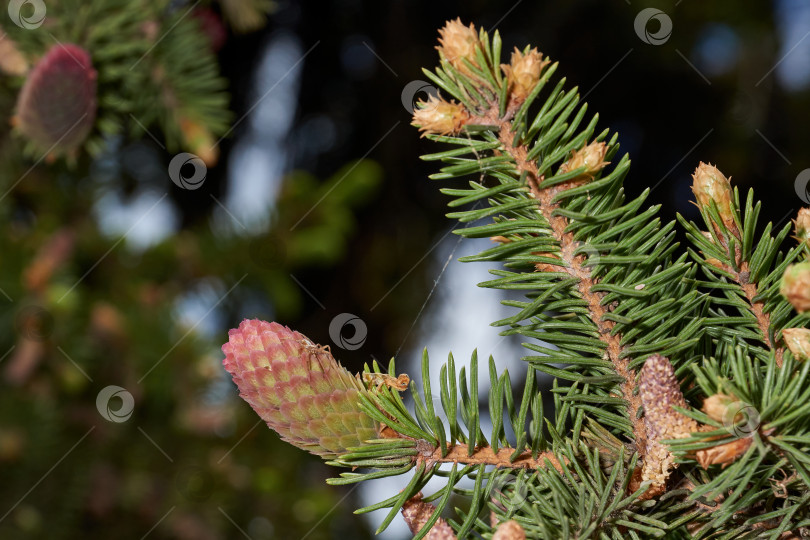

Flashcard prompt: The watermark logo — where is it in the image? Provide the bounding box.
[572,241,602,267]
[728,91,759,128]
[634,8,673,45]
[8,0,46,29]
[401,80,439,114]
[489,471,529,515]
[96,385,135,423]
[329,313,367,350]
[168,152,207,190]
[175,465,213,502]
[723,401,760,438]
[15,305,54,341]
[795,168,810,204]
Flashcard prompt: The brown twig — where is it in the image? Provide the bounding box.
[380,427,563,471]
[480,114,647,460]
[735,263,784,366]
[419,442,563,472]
[399,101,647,484]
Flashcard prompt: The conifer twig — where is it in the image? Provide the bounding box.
[692,163,785,366]
[465,110,648,466]
[735,263,782,366]
[419,441,563,471]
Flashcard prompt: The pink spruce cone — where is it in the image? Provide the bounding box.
[14,43,97,154]
[222,319,378,458]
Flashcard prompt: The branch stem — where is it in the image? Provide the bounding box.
[421,443,563,471]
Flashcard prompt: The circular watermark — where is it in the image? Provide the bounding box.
[168,152,207,190]
[175,465,213,502]
[723,401,760,438]
[8,0,46,29]
[401,80,440,115]
[572,241,602,268]
[14,305,54,341]
[96,385,135,423]
[728,91,759,127]
[489,471,529,515]
[795,168,810,204]
[634,8,673,46]
[328,313,367,350]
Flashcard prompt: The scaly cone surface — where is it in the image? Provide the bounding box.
[222,319,378,458]
[14,43,97,155]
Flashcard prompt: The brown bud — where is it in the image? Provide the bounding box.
[0,428,25,462]
[794,208,810,248]
[436,19,480,77]
[781,262,810,313]
[783,328,810,361]
[490,236,512,244]
[501,47,549,101]
[179,116,219,167]
[493,520,526,540]
[559,142,609,181]
[23,229,75,292]
[702,393,738,424]
[401,493,457,539]
[90,302,127,345]
[705,258,725,269]
[691,162,737,234]
[696,437,752,469]
[0,34,28,76]
[532,251,563,273]
[411,95,469,136]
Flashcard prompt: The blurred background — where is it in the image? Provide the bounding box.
[0,0,807,538]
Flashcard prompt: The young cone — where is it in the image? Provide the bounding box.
[702,393,738,424]
[14,44,97,155]
[412,95,469,136]
[559,141,610,181]
[222,319,378,458]
[783,328,810,361]
[501,47,548,102]
[436,18,480,77]
[781,262,810,313]
[691,162,737,237]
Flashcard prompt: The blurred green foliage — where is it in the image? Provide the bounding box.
[0,143,380,539]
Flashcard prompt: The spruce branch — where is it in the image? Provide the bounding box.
[220,17,810,538]
[469,109,648,462]
[415,443,563,472]
[681,164,808,367]
[413,18,707,500]
[1,0,232,161]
